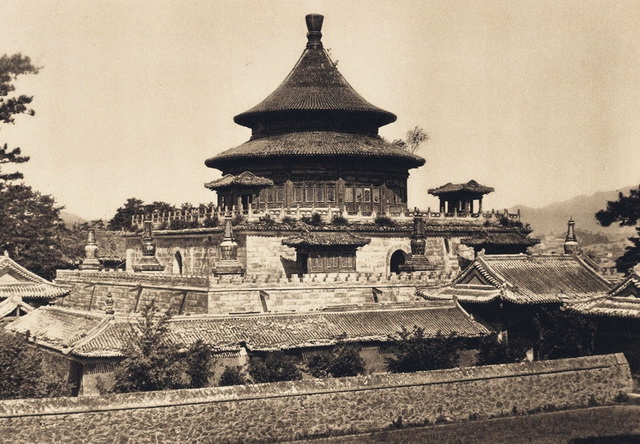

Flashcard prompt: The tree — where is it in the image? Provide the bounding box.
[0,54,38,182]
[533,307,597,360]
[596,186,640,272]
[0,332,71,400]
[218,366,248,386]
[306,341,366,378]
[107,198,145,231]
[112,303,215,393]
[386,327,462,373]
[0,183,69,279]
[475,333,529,366]
[392,126,429,154]
[248,352,302,383]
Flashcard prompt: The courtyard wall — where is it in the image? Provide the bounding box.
[0,354,631,443]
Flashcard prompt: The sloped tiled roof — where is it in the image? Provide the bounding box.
[0,253,71,300]
[282,230,371,248]
[0,296,34,318]
[204,171,273,191]
[13,303,490,358]
[418,285,502,305]
[428,180,495,196]
[421,254,612,305]
[206,131,425,169]
[571,270,640,319]
[233,19,396,129]
[462,232,540,247]
[572,297,640,319]
[5,306,108,353]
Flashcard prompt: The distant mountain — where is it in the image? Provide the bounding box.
[514,186,637,240]
[60,211,87,228]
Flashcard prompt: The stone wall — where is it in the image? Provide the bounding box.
[56,271,209,314]
[121,228,461,278]
[0,354,631,444]
[56,270,452,315]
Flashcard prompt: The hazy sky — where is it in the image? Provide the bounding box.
[2,1,639,220]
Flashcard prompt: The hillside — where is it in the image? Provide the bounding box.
[60,211,87,228]
[515,186,637,239]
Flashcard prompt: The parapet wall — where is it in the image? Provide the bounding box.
[0,354,631,444]
[56,269,454,315]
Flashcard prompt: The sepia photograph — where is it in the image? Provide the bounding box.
[0,1,639,442]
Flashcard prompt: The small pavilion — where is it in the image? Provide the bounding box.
[428,180,494,215]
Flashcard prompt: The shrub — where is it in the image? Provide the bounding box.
[203,216,220,228]
[282,216,297,225]
[374,215,395,227]
[302,212,323,226]
[533,307,597,360]
[0,332,72,400]
[386,327,462,373]
[218,366,248,386]
[306,341,365,378]
[498,216,523,228]
[331,214,348,226]
[475,333,529,366]
[232,214,244,225]
[248,352,302,383]
[259,214,275,225]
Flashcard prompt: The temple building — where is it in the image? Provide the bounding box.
[205,14,424,218]
[119,14,536,280]
[0,251,70,320]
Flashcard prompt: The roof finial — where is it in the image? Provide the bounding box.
[306,14,324,49]
[3,250,8,258]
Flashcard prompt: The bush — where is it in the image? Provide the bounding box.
[281,216,297,225]
[259,214,275,225]
[374,215,395,227]
[302,212,323,226]
[386,328,462,373]
[533,307,597,360]
[0,332,72,400]
[306,342,365,378]
[476,333,529,366]
[203,216,219,228]
[218,366,248,386]
[248,352,302,383]
[331,214,348,226]
[169,219,199,230]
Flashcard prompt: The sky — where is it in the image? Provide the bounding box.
[1,0,640,220]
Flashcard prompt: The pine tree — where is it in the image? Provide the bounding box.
[596,186,640,272]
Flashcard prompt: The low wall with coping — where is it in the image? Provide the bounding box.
[56,270,453,315]
[0,354,632,444]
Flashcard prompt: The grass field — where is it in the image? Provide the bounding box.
[298,405,640,444]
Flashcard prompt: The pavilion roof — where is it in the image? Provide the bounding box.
[233,15,396,130]
[428,180,495,196]
[6,302,490,358]
[204,171,273,191]
[419,253,612,305]
[282,230,371,248]
[0,252,71,300]
[206,131,425,170]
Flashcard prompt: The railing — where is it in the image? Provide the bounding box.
[132,205,521,228]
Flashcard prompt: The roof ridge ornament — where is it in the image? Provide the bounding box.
[305,14,324,49]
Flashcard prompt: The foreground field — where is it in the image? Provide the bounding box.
[300,405,640,444]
